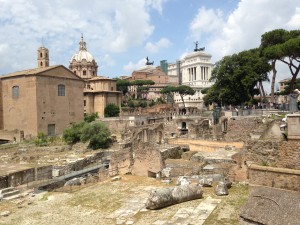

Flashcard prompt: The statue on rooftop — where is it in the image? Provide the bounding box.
[194,41,205,52]
[146,56,154,65]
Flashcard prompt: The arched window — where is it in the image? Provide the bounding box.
[12,86,19,98]
[40,62,43,66]
[58,84,65,96]
[40,52,42,58]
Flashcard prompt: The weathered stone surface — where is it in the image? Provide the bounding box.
[215,181,228,196]
[199,177,213,187]
[111,176,121,181]
[176,176,190,186]
[1,210,10,217]
[64,177,86,186]
[145,183,203,209]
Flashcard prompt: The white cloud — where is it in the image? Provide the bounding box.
[189,0,300,62]
[146,0,168,14]
[145,38,171,53]
[0,0,161,74]
[123,58,147,72]
[190,6,224,40]
[287,7,300,29]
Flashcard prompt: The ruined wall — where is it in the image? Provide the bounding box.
[0,165,53,188]
[54,151,105,175]
[165,159,203,177]
[277,140,300,170]
[225,117,264,142]
[245,140,281,164]
[109,148,133,175]
[133,146,163,176]
[248,164,300,191]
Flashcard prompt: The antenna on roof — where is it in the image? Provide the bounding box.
[41,37,44,47]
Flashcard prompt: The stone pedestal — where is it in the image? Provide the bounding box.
[287,114,300,140]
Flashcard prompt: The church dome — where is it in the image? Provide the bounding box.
[69,35,98,79]
[70,35,95,63]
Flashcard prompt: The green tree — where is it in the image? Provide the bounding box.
[63,122,86,144]
[176,85,196,109]
[84,112,99,123]
[104,103,120,117]
[160,85,195,109]
[261,29,300,93]
[80,122,112,150]
[204,49,270,106]
[130,80,155,99]
[160,86,177,104]
[116,79,130,95]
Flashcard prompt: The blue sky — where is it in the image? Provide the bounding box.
[1,0,300,92]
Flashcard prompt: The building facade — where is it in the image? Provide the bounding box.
[168,49,214,109]
[69,36,121,117]
[0,47,84,140]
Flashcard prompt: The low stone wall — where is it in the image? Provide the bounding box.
[0,165,53,188]
[248,164,300,191]
[54,151,105,175]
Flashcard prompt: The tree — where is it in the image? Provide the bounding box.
[176,85,196,109]
[80,122,112,150]
[204,49,270,106]
[84,112,98,123]
[130,80,155,99]
[261,29,300,94]
[104,103,120,117]
[160,85,195,109]
[260,29,288,103]
[160,85,177,104]
[63,122,86,144]
[116,79,130,95]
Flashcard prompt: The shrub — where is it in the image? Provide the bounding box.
[80,122,112,150]
[63,122,86,144]
[34,132,48,146]
[104,103,120,117]
[84,112,99,123]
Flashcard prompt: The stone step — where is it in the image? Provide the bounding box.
[2,189,20,198]
[0,187,16,194]
[3,194,21,201]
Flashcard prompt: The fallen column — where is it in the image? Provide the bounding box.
[145,183,203,209]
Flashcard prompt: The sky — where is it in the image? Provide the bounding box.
[1,0,300,93]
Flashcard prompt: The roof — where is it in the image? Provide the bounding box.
[1,65,59,78]
[278,78,291,83]
[88,76,115,81]
[239,186,300,225]
[0,65,83,81]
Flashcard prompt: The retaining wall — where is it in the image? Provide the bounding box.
[248,164,300,191]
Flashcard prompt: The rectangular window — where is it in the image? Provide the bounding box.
[58,84,65,96]
[48,124,55,136]
[83,70,86,75]
[12,86,19,99]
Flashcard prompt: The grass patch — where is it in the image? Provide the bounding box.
[203,183,249,225]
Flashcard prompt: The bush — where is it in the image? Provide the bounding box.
[84,112,99,123]
[34,132,48,146]
[63,122,86,144]
[80,122,112,150]
[104,103,120,117]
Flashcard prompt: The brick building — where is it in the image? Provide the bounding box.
[0,46,84,141]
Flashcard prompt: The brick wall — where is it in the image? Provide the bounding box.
[248,164,300,191]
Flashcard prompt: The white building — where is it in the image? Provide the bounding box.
[168,49,214,110]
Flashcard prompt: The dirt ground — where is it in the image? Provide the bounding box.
[0,175,249,225]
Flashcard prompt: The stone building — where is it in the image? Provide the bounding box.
[69,36,121,117]
[129,65,171,100]
[0,46,85,141]
[168,47,214,109]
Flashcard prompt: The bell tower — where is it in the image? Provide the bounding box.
[37,45,49,68]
